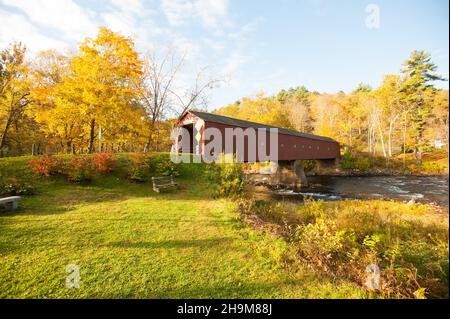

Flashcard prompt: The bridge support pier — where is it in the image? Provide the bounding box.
[293,160,308,188]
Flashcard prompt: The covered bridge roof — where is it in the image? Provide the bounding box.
[189,111,337,143]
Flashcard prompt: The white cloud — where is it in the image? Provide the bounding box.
[161,0,229,30]
[228,17,264,42]
[195,0,228,29]
[100,1,170,54]
[109,0,145,16]
[0,0,97,41]
[171,35,199,61]
[101,11,140,36]
[202,37,226,52]
[161,0,193,26]
[0,8,68,53]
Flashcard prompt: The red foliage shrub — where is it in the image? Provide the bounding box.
[29,155,60,177]
[94,152,116,174]
[67,156,96,182]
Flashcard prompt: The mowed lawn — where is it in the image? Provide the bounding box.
[0,172,366,298]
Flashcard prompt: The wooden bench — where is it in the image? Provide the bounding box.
[0,196,22,210]
[152,176,178,193]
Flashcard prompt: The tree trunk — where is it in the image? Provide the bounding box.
[66,141,73,154]
[0,114,13,156]
[415,137,423,165]
[144,135,152,153]
[88,118,95,154]
[386,125,392,166]
[377,123,387,158]
[144,121,156,152]
[387,114,399,158]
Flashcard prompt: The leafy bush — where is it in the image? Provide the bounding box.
[126,153,181,182]
[94,152,116,174]
[151,153,180,177]
[127,153,151,182]
[67,156,96,183]
[205,161,245,198]
[341,152,371,171]
[29,155,61,177]
[0,177,35,196]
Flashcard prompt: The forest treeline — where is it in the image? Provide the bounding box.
[0,27,448,164]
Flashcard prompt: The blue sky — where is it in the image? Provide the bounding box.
[0,0,448,110]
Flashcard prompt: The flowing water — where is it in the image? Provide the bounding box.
[246,175,449,207]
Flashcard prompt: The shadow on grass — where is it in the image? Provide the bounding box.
[0,175,215,217]
[151,278,307,298]
[108,237,234,249]
[0,237,235,254]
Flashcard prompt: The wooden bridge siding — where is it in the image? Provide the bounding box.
[276,132,340,161]
[204,121,340,162]
[203,121,273,162]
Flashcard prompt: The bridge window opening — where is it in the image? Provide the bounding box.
[182,123,194,154]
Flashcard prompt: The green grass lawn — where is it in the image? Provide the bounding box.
[0,165,367,298]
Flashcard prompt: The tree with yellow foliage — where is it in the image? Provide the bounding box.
[54,27,144,153]
[30,50,70,152]
[0,43,32,156]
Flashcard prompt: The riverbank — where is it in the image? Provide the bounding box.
[311,152,449,177]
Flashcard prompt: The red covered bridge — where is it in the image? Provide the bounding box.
[177,111,340,161]
[176,111,340,187]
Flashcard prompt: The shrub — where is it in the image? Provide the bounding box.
[205,161,245,198]
[127,153,151,182]
[151,153,180,177]
[67,156,96,183]
[29,155,61,177]
[0,177,35,196]
[218,163,245,197]
[94,152,116,174]
[341,152,371,171]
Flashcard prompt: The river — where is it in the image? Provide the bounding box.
[246,175,449,207]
